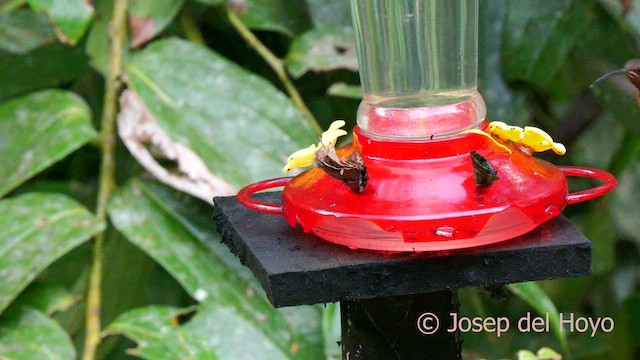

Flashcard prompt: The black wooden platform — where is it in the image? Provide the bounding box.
[212,192,591,308]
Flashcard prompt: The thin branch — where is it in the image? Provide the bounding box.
[226,10,322,135]
[82,0,128,359]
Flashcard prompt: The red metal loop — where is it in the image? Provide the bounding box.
[560,166,617,205]
[236,177,292,215]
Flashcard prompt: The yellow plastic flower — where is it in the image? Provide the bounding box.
[488,121,524,144]
[521,126,566,155]
[282,145,317,173]
[282,120,348,173]
[463,121,566,156]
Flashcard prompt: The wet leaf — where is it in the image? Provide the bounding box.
[129,0,185,48]
[28,0,94,45]
[508,282,569,356]
[0,9,55,54]
[286,26,357,79]
[125,39,317,187]
[0,90,96,197]
[503,0,592,87]
[0,307,75,359]
[0,193,104,314]
[108,180,324,359]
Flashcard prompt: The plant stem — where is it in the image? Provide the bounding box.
[226,10,322,135]
[82,0,128,359]
[179,8,206,46]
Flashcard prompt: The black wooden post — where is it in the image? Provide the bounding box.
[342,292,460,359]
[212,192,591,359]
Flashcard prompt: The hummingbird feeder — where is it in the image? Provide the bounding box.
[237,0,616,252]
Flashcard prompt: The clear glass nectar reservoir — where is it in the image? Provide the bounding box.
[350,0,485,137]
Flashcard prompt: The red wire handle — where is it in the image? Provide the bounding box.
[560,166,617,205]
[236,177,292,215]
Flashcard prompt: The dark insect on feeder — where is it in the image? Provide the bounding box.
[591,59,640,106]
[315,144,368,193]
[470,151,499,187]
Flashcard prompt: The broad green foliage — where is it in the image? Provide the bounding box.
[508,282,569,355]
[238,0,311,36]
[0,0,639,359]
[28,0,94,45]
[126,39,317,187]
[286,26,358,78]
[502,0,592,87]
[0,44,88,100]
[0,193,105,313]
[0,307,76,359]
[108,180,325,359]
[0,9,55,54]
[129,0,185,47]
[0,90,96,197]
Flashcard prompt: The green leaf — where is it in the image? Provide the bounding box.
[508,282,569,357]
[592,85,640,138]
[125,39,317,187]
[10,283,77,315]
[129,0,185,48]
[239,0,310,37]
[478,0,529,125]
[193,0,222,5]
[0,43,89,101]
[108,180,324,359]
[0,307,76,359]
[0,9,55,54]
[304,0,352,28]
[599,0,640,41]
[0,90,96,197]
[104,305,218,360]
[28,0,94,45]
[327,82,362,99]
[503,0,592,87]
[321,303,341,360]
[610,162,640,244]
[517,350,539,360]
[537,347,562,359]
[286,26,357,79]
[574,200,617,274]
[0,193,104,314]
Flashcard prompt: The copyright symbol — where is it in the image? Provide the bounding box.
[417,312,439,335]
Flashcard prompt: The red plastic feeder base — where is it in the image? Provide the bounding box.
[238,126,615,252]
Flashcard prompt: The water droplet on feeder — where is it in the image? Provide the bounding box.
[434,226,456,237]
[545,205,560,218]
